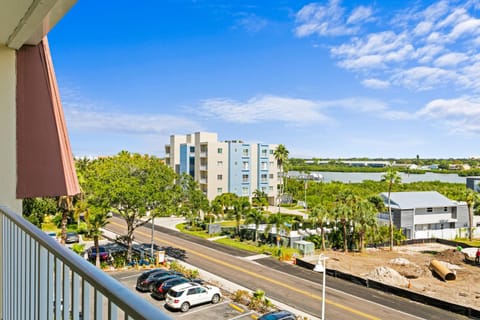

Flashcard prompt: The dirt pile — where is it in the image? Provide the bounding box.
[367,266,409,287]
[434,249,466,265]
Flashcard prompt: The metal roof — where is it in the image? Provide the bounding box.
[380,191,456,209]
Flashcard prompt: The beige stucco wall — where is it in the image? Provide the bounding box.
[0,45,22,213]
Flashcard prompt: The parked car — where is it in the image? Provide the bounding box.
[165,282,221,312]
[135,269,182,292]
[45,231,58,242]
[65,232,80,244]
[258,310,296,320]
[150,277,203,300]
[87,246,110,262]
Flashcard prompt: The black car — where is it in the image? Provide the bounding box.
[135,269,182,292]
[258,310,296,320]
[150,277,203,300]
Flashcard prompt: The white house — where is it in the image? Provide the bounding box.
[379,191,478,240]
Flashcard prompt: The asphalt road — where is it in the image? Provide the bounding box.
[105,217,469,320]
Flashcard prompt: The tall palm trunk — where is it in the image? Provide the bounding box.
[387,186,394,251]
[94,235,100,268]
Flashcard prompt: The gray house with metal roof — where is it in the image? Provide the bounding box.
[379,191,469,240]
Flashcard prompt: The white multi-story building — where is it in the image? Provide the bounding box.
[379,191,480,240]
[165,132,281,203]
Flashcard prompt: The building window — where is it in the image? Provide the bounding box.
[242,174,249,183]
[444,207,448,212]
[218,148,223,154]
[217,187,223,193]
[261,162,267,170]
[426,208,433,213]
[261,186,267,192]
[261,149,268,157]
[217,174,223,180]
[269,174,274,179]
[269,186,273,191]
[269,150,273,154]
[269,161,274,167]
[189,146,195,152]
[261,173,268,182]
[217,160,223,166]
[243,161,249,170]
[243,149,249,156]
[242,187,248,196]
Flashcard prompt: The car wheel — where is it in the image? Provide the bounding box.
[180,302,190,312]
[211,294,220,304]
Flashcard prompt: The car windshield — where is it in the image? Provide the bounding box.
[90,247,106,253]
[168,290,184,298]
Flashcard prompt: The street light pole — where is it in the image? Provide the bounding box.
[151,216,155,260]
[314,253,328,320]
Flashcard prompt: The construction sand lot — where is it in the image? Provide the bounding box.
[308,243,480,310]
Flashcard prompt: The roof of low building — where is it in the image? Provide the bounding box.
[380,191,456,209]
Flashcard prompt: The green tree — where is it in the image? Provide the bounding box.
[355,199,378,252]
[211,193,238,219]
[274,144,289,207]
[83,151,176,261]
[22,197,57,227]
[85,207,109,267]
[233,197,251,236]
[464,188,480,241]
[176,174,209,228]
[382,167,401,251]
[252,189,269,210]
[267,212,292,247]
[245,208,266,244]
[309,202,330,251]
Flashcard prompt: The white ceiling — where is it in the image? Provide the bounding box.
[0,0,76,49]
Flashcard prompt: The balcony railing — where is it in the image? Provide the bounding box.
[0,205,171,320]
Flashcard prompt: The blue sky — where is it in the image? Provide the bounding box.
[49,0,480,159]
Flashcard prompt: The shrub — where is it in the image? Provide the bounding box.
[71,243,84,255]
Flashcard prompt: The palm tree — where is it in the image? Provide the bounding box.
[58,196,73,244]
[252,189,269,210]
[355,199,378,252]
[245,208,265,244]
[233,197,250,236]
[274,144,289,208]
[309,202,330,251]
[464,189,479,241]
[267,212,292,247]
[86,208,109,267]
[382,167,401,251]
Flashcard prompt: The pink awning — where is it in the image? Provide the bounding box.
[16,37,80,198]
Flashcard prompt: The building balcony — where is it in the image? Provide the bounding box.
[200,152,208,158]
[200,165,208,171]
[0,205,171,320]
[200,178,208,184]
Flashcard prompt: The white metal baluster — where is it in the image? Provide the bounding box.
[55,257,62,319]
[63,263,71,319]
[94,289,103,319]
[38,246,48,320]
[72,272,80,320]
[108,300,118,320]
[82,279,91,320]
[48,252,54,319]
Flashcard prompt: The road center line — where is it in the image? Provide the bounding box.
[109,221,380,320]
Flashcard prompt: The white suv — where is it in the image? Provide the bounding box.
[165,282,221,312]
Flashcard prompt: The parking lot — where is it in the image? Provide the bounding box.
[110,269,259,320]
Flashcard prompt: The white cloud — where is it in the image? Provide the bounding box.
[235,13,268,33]
[295,1,480,94]
[434,52,468,67]
[347,6,373,24]
[199,95,330,124]
[198,94,410,124]
[417,96,480,134]
[362,78,390,89]
[295,0,370,37]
